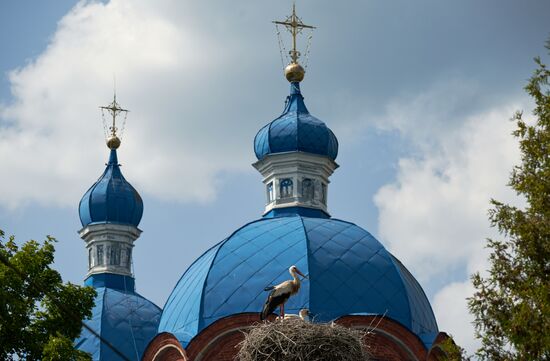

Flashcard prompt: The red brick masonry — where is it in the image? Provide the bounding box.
[143,313,451,361]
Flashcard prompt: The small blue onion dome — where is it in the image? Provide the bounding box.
[254,82,339,161]
[158,214,438,348]
[79,149,143,228]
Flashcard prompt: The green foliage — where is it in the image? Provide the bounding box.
[468,44,550,360]
[0,229,96,360]
[42,335,92,361]
[438,337,471,361]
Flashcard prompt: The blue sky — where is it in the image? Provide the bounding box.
[1,0,548,352]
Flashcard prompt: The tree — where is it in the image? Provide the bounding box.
[0,229,96,360]
[468,42,550,360]
[438,337,471,361]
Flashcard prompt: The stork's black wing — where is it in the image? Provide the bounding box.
[260,290,290,320]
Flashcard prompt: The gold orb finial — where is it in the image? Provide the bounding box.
[107,135,121,150]
[285,62,305,82]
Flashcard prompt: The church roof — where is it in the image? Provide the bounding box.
[158,214,438,348]
[79,149,143,228]
[75,276,162,361]
[254,82,339,161]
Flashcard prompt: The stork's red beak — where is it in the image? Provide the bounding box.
[295,268,308,279]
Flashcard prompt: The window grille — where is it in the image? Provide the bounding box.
[280,178,293,198]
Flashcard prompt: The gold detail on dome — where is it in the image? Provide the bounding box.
[106,135,121,150]
[285,63,305,82]
[273,3,316,82]
[100,92,129,149]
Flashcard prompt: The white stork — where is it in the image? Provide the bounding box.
[261,265,307,320]
[280,308,310,322]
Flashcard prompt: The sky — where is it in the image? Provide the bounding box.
[1,0,549,354]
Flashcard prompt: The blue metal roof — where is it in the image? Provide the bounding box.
[79,149,143,227]
[254,82,339,161]
[76,277,162,361]
[84,273,136,292]
[158,214,438,348]
[263,206,330,219]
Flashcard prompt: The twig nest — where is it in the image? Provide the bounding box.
[237,318,369,361]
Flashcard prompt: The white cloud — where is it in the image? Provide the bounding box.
[0,0,280,209]
[373,82,527,352]
[375,103,521,280]
[432,281,480,353]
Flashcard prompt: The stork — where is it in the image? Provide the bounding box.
[279,308,310,322]
[261,265,307,320]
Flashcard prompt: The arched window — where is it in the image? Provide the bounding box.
[280,178,293,198]
[96,245,104,266]
[267,182,274,203]
[109,244,121,265]
[302,178,314,200]
[321,183,327,204]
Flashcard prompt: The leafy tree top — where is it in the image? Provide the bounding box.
[0,230,96,361]
[469,43,550,360]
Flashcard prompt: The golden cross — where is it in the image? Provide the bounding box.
[100,93,128,137]
[273,3,316,64]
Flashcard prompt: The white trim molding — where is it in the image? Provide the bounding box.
[253,151,338,215]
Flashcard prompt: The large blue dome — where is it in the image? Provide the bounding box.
[254,82,339,161]
[158,214,438,348]
[79,149,143,227]
[76,275,162,360]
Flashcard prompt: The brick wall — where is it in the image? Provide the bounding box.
[337,315,428,360]
[198,330,244,361]
[185,313,270,361]
[143,314,452,361]
[141,332,188,361]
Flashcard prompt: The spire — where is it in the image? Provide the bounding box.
[100,92,128,150]
[107,148,118,165]
[78,92,143,286]
[252,6,337,218]
[273,3,316,83]
[283,82,309,114]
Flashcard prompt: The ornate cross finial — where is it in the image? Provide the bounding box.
[273,3,316,64]
[100,93,129,149]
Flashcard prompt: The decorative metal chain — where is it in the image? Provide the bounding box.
[303,30,314,70]
[118,111,128,140]
[275,24,289,72]
[101,108,109,139]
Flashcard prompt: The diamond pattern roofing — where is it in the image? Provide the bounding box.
[158,215,438,348]
[79,149,143,227]
[76,286,162,361]
[254,82,339,161]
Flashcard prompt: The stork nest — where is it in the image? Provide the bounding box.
[236,318,370,361]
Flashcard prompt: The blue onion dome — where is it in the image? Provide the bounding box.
[254,82,339,161]
[75,281,162,360]
[79,149,143,227]
[159,215,439,348]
